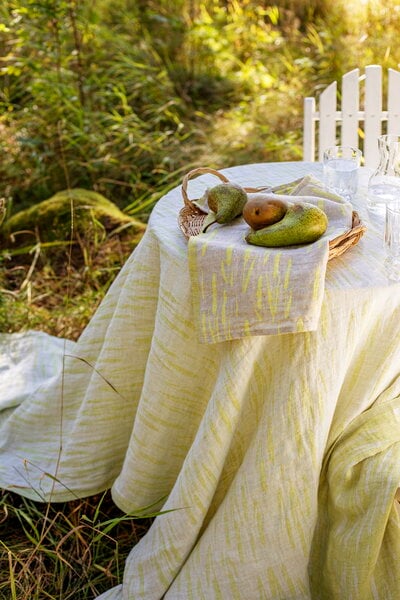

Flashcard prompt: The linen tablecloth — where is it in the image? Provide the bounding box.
[1,162,400,600]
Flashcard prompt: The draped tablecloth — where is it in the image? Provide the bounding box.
[1,162,400,600]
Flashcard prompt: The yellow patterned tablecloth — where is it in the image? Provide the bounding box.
[1,162,400,600]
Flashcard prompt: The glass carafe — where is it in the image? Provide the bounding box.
[367,134,400,211]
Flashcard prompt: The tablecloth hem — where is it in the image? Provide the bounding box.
[195,316,320,344]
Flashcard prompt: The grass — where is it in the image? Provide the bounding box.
[0,489,154,599]
[0,192,146,338]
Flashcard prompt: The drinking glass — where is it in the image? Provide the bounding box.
[385,201,400,281]
[323,146,362,201]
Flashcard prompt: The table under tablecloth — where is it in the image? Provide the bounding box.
[1,162,400,600]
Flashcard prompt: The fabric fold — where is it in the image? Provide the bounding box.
[310,386,400,600]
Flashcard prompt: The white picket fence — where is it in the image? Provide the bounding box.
[303,64,400,168]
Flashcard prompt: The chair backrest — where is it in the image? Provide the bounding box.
[303,64,400,169]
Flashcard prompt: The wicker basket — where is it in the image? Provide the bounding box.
[178,167,366,261]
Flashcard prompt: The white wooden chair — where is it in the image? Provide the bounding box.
[303,64,400,168]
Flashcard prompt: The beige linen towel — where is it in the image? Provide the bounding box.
[188,175,353,344]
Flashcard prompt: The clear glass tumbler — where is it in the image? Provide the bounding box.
[384,201,400,281]
[323,146,362,201]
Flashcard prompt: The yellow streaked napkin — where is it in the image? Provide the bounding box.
[188,175,353,343]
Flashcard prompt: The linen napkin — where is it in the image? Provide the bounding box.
[188,175,354,344]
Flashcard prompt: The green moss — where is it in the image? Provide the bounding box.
[0,189,147,339]
[1,189,146,245]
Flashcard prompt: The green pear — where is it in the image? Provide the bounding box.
[245,202,328,247]
[202,182,247,232]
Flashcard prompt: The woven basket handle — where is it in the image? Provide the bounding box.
[182,167,230,208]
[181,166,270,208]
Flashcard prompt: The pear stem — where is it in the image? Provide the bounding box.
[202,219,217,233]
